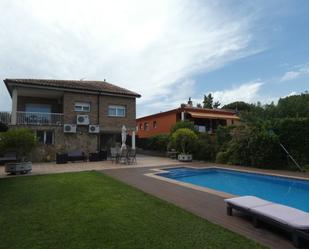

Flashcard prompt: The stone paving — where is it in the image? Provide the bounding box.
[0,155,184,178]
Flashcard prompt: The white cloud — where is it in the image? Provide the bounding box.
[211,81,264,105]
[0,0,263,114]
[280,64,309,82]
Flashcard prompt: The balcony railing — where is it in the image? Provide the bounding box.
[0,111,64,126]
[0,112,11,125]
[16,111,64,126]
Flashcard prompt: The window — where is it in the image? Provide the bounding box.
[153,121,157,128]
[108,105,126,117]
[75,102,90,112]
[36,130,54,145]
[144,122,149,131]
[26,103,51,113]
[139,123,142,130]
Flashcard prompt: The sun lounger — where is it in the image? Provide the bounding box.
[225,196,309,247]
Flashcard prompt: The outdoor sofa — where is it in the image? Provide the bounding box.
[0,152,17,165]
[225,196,309,248]
[67,150,86,162]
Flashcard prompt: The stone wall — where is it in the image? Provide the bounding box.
[25,126,98,162]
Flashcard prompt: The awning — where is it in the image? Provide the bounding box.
[187,111,240,120]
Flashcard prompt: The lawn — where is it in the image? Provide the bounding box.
[0,171,266,249]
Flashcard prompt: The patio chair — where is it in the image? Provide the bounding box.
[110,147,119,164]
[225,196,309,247]
[118,148,128,164]
[127,149,137,165]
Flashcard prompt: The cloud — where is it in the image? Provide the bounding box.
[280,64,309,82]
[211,81,264,105]
[0,0,263,114]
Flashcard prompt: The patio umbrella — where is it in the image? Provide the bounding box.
[121,125,127,150]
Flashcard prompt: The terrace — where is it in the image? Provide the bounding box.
[0,87,64,126]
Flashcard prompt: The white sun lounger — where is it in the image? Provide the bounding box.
[225,196,309,248]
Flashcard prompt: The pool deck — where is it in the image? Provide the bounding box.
[102,163,309,249]
[1,156,309,248]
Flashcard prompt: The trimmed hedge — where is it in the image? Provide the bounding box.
[137,134,169,152]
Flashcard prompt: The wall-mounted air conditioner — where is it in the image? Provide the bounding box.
[77,115,90,125]
[89,124,100,133]
[63,124,77,133]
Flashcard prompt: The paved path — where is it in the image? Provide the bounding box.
[0,155,184,178]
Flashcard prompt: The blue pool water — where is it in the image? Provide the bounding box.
[158,167,309,212]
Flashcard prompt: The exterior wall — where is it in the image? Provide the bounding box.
[137,107,241,138]
[99,95,136,132]
[63,92,136,132]
[137,112,177,138]
[23,126,98,162]
[63,92,99,124]
[17,96,63,113]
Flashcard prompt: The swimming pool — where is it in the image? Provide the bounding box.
[158,167,309,212]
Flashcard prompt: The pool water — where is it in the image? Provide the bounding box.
[158,167,309,212]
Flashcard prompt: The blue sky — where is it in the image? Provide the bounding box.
[0,0,308,117]
[192,0,309,106]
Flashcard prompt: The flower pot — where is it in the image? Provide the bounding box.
[5,162,32,175]
[178,154,192,162]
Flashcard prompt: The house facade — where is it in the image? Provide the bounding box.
[0,79,140,161]
[136,101,240,138]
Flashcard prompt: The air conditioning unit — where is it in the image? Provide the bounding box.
[89,125,100,133]
[77,115,90,125]
[63,124,77,133]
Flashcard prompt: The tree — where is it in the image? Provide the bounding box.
[0,128,37,161]
[170,120,196,134]
[170,128,198,154]
[203,94,213,109]
[213,101,221,109]
[222,101,253,112]
[196,103,202,108]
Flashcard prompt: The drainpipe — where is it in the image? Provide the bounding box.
[97,92,101,151]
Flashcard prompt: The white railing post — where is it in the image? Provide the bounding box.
[11,88,18,125]
[132,131,136,150]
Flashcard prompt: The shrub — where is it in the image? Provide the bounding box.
[136,134,169,152]
[170,121,196,134]
[170,128,198,154]
[216,125,287,169]
[0,128,37,161]
[272,118,309,167]
[215,151,230,164]
[148,134,169,152]
[193,133,215,161]
[0,123,8,132]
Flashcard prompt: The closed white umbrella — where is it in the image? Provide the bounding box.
[121,125,127,150]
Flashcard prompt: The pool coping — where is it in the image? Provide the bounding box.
[145,165,309,199]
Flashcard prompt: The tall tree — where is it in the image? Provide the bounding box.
[213,101,221,109]
[203,94,213,109]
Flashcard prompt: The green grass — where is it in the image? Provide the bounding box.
[0,171,266,249]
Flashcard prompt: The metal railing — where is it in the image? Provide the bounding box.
[16,111,64,126]
[1,111,64,125]
[0,112,11,124]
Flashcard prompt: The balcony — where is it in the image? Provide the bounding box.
[0,111,64,126]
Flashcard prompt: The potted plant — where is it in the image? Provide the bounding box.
[0,128,37,174]
[170,128,198,162]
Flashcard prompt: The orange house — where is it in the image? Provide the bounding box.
[136,103,240,138]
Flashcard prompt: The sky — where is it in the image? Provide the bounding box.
[0,0,308,117]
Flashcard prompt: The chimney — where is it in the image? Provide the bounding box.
[187,97,193,107]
